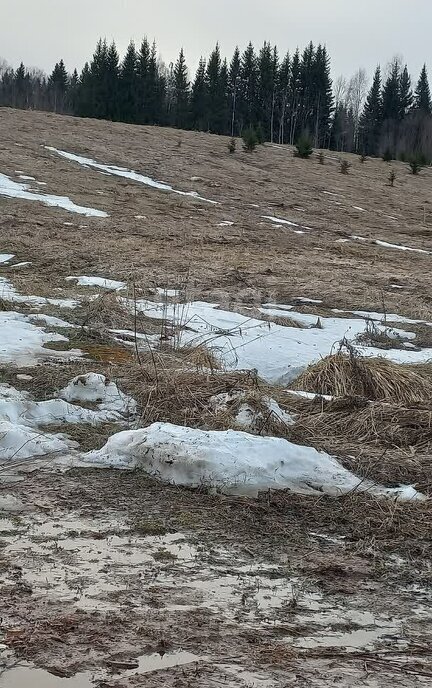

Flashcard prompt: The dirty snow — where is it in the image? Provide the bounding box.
[46,147,218,204]
[210,390,295,432]
[0,172,108,217]
[59,373,136,416]
[65,275,126,290]
[85,422,423,500]
[0,375,136,462]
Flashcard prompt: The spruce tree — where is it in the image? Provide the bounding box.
[414,64,432,114]
[149,41,166,124]
[48,59,68,112]
[190,57,207,130]
[14,62,28,108]
[312,45,333,147]
[172,48,190,129]
[399,65,413,116]
[206,43,226,133]
[277,52,290,143]
[257,41,277,141]
[229,47,241,135]
[105,42,120,120]
[120,41,138,123]
[239,42,258,130]
[137,38,151,122]
[359,66,382,155]
[288,49,302,143]
[75,62,92,117]
[298,42,315,135]
[382,62,401,121]
[68,69,79,113]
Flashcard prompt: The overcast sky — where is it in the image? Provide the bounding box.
[1,0,430,84]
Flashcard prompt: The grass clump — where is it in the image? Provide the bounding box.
[134,519,168,536]
[291,350,432,404]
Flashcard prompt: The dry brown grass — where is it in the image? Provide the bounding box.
[292,396,432,450]
[292,352,432,404]
[0,108,431,325]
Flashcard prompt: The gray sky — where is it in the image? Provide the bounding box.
[1,0,430,84]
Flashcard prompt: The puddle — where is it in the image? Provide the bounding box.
[0,665,93,688]
[294,626,404,651]
[217,664,276,687]
[80,344,134,364]
[121,650,201,676]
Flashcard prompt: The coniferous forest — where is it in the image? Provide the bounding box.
[1,37,432,161]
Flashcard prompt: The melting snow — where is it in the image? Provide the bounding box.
[0,276,78,309]
[0,172,108,217]
[65,276,126,290]
[84,422,424,500]
[46,147,218,204]
[351,235,430,255]
[0,375,136,462]
[59,373,136,416]
[149,287,180,297]
[0,311,81,367]
[9,261,31,269]
[131,299,432,383]
[262,216,308,234]
[0,254,14,264]
[375,239,430,255]
[18,174,35,181]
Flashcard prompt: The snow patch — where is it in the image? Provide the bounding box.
[46,147,218,204]
[84,422,424,500]
[262,216,309,234]
[0,254,14,264]
[0,311,81,367]
[0,276,78,309]
[65,275,126,290]
[131,299,432,383]
[0,172,108,217]
[59,373,136,416]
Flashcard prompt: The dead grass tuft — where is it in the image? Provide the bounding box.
[292,396,432,450]
[292,351,432,404]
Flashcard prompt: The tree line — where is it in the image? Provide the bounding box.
[0,38,431,160]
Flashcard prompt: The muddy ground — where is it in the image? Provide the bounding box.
[0,108,431,685]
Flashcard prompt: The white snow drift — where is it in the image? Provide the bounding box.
[65,275,126,290]
[131,299,432,383]
[0,374,136,461]
[0,311,81,367]
[46,147,217,204]
[0,172,108,217]
[85,422,424,500]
